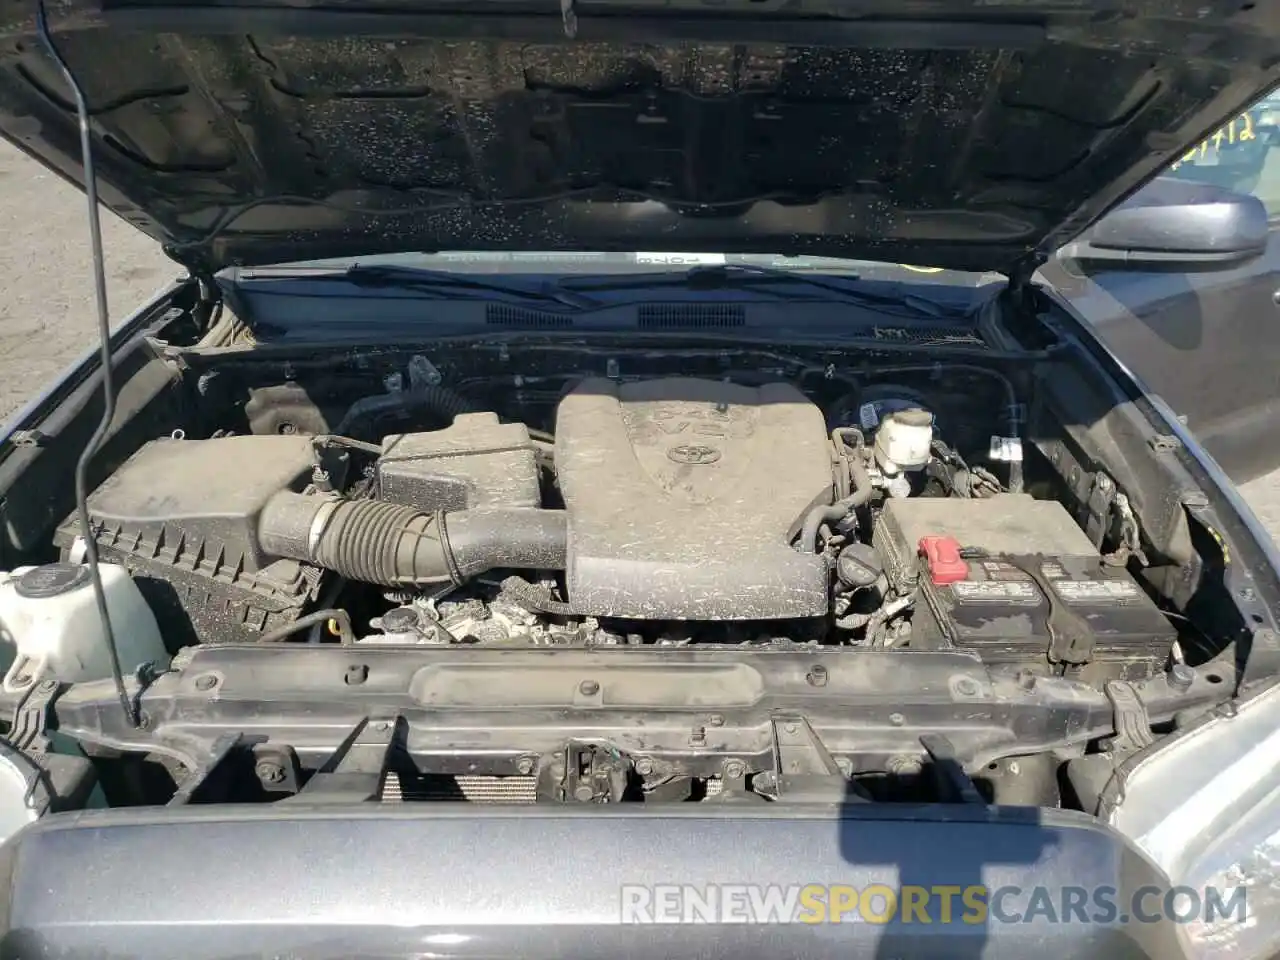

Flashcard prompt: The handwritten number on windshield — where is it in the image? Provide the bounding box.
[1170,112,1258,170]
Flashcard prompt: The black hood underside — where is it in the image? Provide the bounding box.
[2,0,1279,273]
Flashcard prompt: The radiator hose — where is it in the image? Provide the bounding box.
[258,492,567,587]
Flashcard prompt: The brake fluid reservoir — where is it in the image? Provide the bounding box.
[0,563,166,693]
[873,408,934,475]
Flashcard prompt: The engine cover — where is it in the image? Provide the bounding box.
[555,378,832,619]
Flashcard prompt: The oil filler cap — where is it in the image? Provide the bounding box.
[918,536,968,586]
[15,563,91,599]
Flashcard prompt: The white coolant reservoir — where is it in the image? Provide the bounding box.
[0,563,167,693]
[873,407,934,475]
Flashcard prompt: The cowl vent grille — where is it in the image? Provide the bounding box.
[872,325,986,347]
[485,304,574,328]
[637,304,745,328]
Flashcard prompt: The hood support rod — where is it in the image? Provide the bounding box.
[36,0,138,728]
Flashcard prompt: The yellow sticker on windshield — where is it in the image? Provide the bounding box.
[1169,113,1258,171]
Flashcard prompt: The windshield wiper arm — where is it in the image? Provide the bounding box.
[561,263,956,318]
[240,263,601,310]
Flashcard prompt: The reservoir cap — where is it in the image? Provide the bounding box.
[15,563,91,599]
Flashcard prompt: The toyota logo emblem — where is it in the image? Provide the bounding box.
[667,444,721,465]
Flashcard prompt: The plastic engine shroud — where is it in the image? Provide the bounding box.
[555,377,832,620]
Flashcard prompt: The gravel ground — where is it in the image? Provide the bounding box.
[1,138,1278,543]
[0,141,175,419]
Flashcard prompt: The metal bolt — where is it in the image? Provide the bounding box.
[723,759,746,779]
[516,756,535,775]
[1016,670,1037,691]
[408,355,443,387]
[784,722,799,734]
[1007,760,1021,776]
[579,679,599,696]
[1168,663,1195,691]
[634,757,654,776]
[195,674,218,691]
[955,677,980,697]
[344,664,369,685]
[10,674,30,688]
[889,712,906,727]
[1239,586,1258,602]
[39,679,57,693]
[255,761,286,785]
[708,714,725,727]
[373,721,391,732]
[807,665,829,687]
[136,712,151,730]
[573,784,595,802]
[887,755,923,775]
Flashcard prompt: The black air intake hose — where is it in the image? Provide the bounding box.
[333,385,475,439]
[258,492,566,587]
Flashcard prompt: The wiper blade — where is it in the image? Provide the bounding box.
[240,263,600,310]
[562,263,956,318]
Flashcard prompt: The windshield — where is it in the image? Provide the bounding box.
[1161,96,1280,203]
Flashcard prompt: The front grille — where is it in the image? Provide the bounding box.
[381,772,538,803]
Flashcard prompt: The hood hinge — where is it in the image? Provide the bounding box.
[1007,252,1045,305]
[1000,252,1048,331]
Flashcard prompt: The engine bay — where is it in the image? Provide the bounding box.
[0,332,1251,810]
[54,357,1170,671]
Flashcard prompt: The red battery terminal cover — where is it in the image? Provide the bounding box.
[918,535,969,585]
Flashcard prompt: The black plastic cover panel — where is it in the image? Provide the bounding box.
[379,413,540,512]
[73,435,317,573]
[54,436,322,644]
[556,378,830,619]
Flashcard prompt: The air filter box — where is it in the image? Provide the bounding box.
[54,435,323,646]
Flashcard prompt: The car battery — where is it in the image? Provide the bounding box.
[873,495,1176,673]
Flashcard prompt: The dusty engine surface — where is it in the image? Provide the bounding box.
[52,362,1178,680]
[556,378,833,619]
[54,435,325,646]
[377,413,540,512]
[59,376,838,645]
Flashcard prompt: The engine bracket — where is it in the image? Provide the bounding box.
[286,715,401,804]
[762,714,852,802]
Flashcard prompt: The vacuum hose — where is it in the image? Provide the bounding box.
[798,443,874,554]
[259,492,567,587]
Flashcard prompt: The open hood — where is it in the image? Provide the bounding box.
[2,0,1279,274]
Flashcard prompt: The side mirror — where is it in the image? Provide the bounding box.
[1057,178,1269,272]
